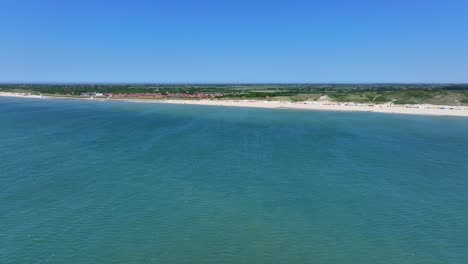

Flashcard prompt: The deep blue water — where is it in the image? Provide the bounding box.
[1,97,468,264]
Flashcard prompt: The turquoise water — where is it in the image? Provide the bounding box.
[1,97,468,264]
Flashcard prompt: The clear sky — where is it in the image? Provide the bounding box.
[1,0,467,83]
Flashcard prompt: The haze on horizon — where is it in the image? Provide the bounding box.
[1,0,467,83]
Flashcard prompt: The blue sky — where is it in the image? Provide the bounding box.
[1,0,467,83]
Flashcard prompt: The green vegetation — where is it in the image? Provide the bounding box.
[1,83,468,105]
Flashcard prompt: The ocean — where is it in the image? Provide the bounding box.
[1,97,468,263]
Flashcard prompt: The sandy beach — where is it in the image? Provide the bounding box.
[1,92,468,117]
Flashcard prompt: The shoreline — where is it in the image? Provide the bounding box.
[1,92,468,117]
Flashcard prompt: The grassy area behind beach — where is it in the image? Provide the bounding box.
[1,84,468,105]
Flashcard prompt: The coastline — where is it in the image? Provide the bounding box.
[1,92,468,117]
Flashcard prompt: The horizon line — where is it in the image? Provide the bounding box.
[2,82,468,85]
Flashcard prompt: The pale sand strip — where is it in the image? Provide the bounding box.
[1,92,468,117]
[118,99,468,117]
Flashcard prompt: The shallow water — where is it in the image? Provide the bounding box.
[1,97,468,263]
